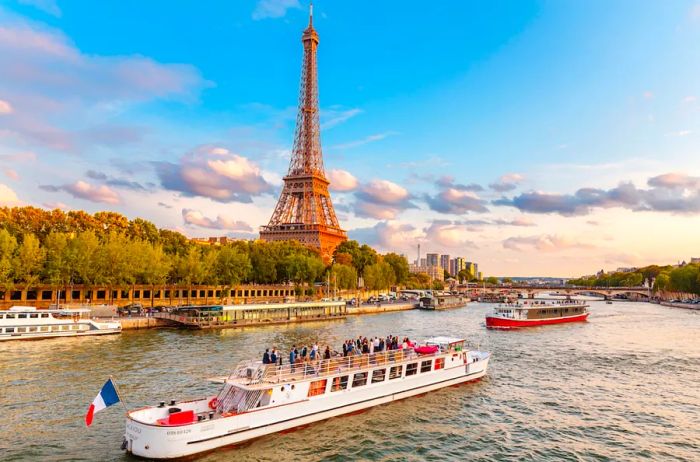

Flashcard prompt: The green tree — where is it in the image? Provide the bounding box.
[485,276,499,285]
[72,231,101,287]
[457,269,473,283]
[13,233,45,289]
[329,264,358,290]
[383,253,409,285]
[364,261,395,291]
[136,243,172,306]
[502,277,513,284]
[0,229,17,289]
[215,245,252,300]
[43,232,74,296]
[431,280,445,290]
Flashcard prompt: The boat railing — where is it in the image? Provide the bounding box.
[227,347,456,386]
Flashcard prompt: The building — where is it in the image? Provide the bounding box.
[191,236,234,246]
[426,253,439,268]
[439,254,450,272]
[465,261,476,279]
[409,264,444,282]
[690,257,700,264]
[420,258,427,267]
[259,9,346,262]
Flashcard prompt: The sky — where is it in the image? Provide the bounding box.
[1,0,699,277]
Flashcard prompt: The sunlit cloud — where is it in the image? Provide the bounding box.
[252,0,301,20]
[182,208,253,231]
[40,180,121,204]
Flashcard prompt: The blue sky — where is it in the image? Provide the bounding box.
[1,0,699,276]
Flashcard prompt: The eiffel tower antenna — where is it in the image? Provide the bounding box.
[260,3,347,261]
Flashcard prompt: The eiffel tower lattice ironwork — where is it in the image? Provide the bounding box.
[260,4,346,261]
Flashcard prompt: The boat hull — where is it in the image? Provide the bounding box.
[0,328,121,341]
[485,312,589,329]
[124,356,489,459]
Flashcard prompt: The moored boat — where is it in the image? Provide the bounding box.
[418,294,467,310]
[0,306,121,341]
[485,300,589,329]
[123,336,490,459]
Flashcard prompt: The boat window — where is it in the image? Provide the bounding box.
[0,314,4,319]
[420,360,432,373]
[39,326,49,332]
[352,372,368,388]
[371,369,385,383]
[5,327,14,333]
[18,313,27,319]
[389,365,402,380]
[406,363,418,376]
[41,313,49,318]
[30,313,38,319]
[435,358,444,370]
[308,379,327,397]
[331,375,349,392]
[6,313,14,319]
[28,326,37,332]
[17,327,26,333]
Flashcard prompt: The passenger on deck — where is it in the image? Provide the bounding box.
[310,343,318,360]
[289,346,296,371]
[262,348,270,364]
[271,348,278,366]
[323,345,331,360]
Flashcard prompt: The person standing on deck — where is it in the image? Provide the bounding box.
[263,348,270,364]
[290,346,297,372]
[271,348,278,366]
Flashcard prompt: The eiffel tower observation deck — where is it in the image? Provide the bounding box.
[260,3,347,262]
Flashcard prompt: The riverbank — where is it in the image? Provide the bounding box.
[101,316,176,329]
[347,302,416,315]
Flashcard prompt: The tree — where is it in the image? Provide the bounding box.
[431,280,444,290]
[457,269,473,283]
[215,246,252,300]
[43,232,73,292]
[0,229,17,289]
[329,264,358,290]
[364,261,395,291]
[72,231,101,287]
[485,276,499,285]
[502,277,513,284]
[13,233,45,290]
[383,253,409,284]
[334,252,353,267]
[136,243,172,306]
[334,240,377,276]
[654,273,670,291]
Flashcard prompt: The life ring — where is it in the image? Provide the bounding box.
[208,398,219,409]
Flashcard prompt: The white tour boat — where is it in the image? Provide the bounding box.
[0,306,121,341]
[123,336,490,459]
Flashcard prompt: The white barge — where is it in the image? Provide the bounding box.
[123,337,490,459]
[0,306,121,341]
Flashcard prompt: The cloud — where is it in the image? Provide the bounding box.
[489,173,524,192]
[425,188,489,214]
[0,17,206,152]
[252,0,301,20]
[321,107,362,129]
[331,132,397,150]
[0,151,36,163]
[4,169,19,180]
[349,221,419,252]
[682,95,697,104]
[155,146,274,202]
[665,130,692,137]
[182,209,253,232]
[502,234,594,252]
[494,172,700,215]
[328,169,358,192]
[354,179,414,219]
[85,169,149,191]
[40,180,120,204]
[0,99,13,114]
[436,176,483,192]
[0,183,20,205]
[457,217,535,227]
[42,201,69,210]
[423,220,479,249]
[18,0,61,17]
[157,202,173,209]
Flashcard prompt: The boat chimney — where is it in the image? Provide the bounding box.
[158,401,165,408]
[169,399,176,406]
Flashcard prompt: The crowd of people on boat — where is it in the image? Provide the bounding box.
[260,335,416,367]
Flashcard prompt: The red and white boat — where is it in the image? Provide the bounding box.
[485,301,589,329]
[123,336,490,459]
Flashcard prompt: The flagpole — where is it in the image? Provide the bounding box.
[110,375,129,411]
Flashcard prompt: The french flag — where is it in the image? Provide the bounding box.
[85,378,121,426]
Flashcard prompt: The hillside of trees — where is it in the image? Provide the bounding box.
[567,263,700,295]
[0,206,418,293]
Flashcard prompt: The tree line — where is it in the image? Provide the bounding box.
[0,206,420,294]
[567,263,700,295]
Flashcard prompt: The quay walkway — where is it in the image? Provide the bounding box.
[153,301,347,329]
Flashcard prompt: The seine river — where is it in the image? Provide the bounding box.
[1,300,699,461]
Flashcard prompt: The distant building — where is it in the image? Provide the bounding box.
[191,236,232,246]
[465,261,476,279]
[409,264,444,282]
[439,254,450,272]
[426,253,439,268]
[615,267,638,273]
[420,258,427,267]
[691,257,700,264]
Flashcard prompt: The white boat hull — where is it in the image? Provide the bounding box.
[125,355,489,459]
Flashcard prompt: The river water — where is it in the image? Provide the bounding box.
[1,300,699,461]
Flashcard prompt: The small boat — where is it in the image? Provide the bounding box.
[418,294,467,310]
[0,306,121,341]
[123,336,490,459]
[606,300,613,304]
[485,301,589,329]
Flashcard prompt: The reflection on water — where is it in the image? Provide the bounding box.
[1,301,699,461]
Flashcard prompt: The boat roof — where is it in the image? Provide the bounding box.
[6,306,91,314]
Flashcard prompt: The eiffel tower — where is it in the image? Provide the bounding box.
[260,3,347,261]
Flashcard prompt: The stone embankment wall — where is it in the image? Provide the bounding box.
[347,303,415,315]
[660,301,700,311]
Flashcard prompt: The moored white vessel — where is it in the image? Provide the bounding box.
[485,300,589,329]
[123,336,490,459]
[0,306,121,341]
